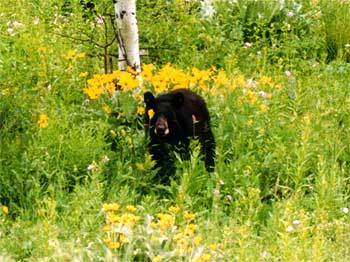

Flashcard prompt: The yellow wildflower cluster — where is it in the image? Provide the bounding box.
[83,64,277,120]
[83,69,139,100]
[235,74,276,113]
[154,213,175,232]
[79,71,88,78]
[101,203,223,260]
[84,64,281,101]
[102,203,139,250]
[1,205,9,215]
[84,64,238,101]
[64,50,86,60]
[102,104,112,114]
[102,203,120,212]
[38,114,49,128]
[136,106,145,115]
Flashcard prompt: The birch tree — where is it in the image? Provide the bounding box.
[113,0,141,73]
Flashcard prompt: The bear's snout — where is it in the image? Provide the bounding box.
[155,116,169,137]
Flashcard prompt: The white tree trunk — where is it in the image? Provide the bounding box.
[114,0,141,73]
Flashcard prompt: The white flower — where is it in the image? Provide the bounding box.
[87,161,99,172]
[285,70,292,78]
[102,155,110,163]
[33,17,40,25]
[201,0,216,19]
[345,44,350,49]
[287,11,294,17]
[341,207,349,214]
[213,189,220,197]
[96,15,104,25]
[7,27,14,36]
[286,225,294,233]
[244,42,253,48]
[261,250,269,258]
[12,21,24,29]
[292,219,301,225]
[7,20,24,36]
[258,91,267,98]
[225,194,233,202]
[246,78,257,88]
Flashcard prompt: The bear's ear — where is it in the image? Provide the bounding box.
[172,92,184,107]
[144,91,155,108]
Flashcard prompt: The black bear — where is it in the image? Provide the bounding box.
[144,88,215,183]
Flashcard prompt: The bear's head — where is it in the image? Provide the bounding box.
[144,91,184,138]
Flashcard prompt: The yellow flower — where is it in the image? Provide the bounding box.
[102,203,120,212]
[275,83,283,90]
[184,223,197,236]
[232,74,246,88]
[103,237,112,244]
[168,205,180,214]
[106,213,120,224]
[141,63,155,81]
[119,233,129,244]
[65,50,76,60]
[150,222,158,228]
[174,232,184,240]
[137,106,145,115]
[119,213,140,226]
[106,82,116,95]
[194,235,203,246]
[209,243,218,251]
[214,70,230,87]
[152,255,162,262]
[157,213,175,231]
[75,52,86,59]
[126,205,137,213]
[38,114,49,128]
[2,206,9,215]
[192,253,211,262]
[79,72,88,77]
[102,224,111,231]
[151,235,159,243]
[176,238,188,249]
[83,85,103,100]
[246,90,257,104]
[38,47,47,53]
[118,71,139,91]
[148,109,155,119]
[259,75,273,86]
[184,211,195,221]
[259,104,268,113]
[110,130,117,138]
[108,241,121,249]
[103,105,112,114]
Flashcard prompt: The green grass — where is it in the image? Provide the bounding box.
[1,0,350,260]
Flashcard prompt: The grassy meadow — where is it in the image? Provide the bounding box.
[1,0,350,260]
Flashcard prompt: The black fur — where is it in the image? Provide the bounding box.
[144,89,215,183]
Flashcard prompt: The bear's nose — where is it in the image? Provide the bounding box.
[155,126,169,137]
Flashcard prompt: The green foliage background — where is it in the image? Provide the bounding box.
[0,0,350,260]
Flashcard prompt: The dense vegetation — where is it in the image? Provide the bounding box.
[1,0,350,260]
